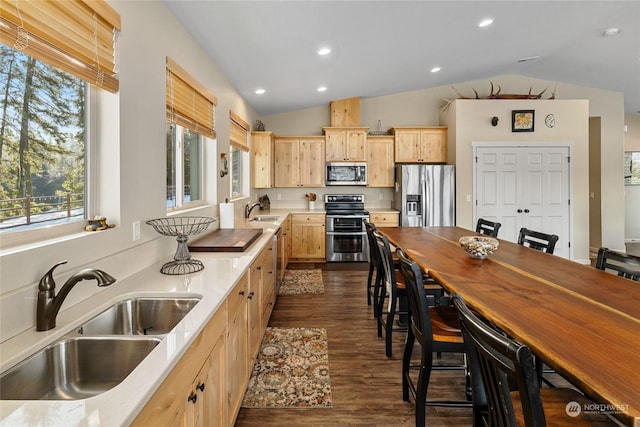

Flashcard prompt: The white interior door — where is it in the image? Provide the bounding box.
[474,145,571,258]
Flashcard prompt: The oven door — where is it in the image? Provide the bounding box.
[325,215,369,262]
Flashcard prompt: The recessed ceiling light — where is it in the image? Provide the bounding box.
[517,56,540,63]
[255,88,265,95]
[603,28,620,37]
[317,86,327,92]
[430,67,441,73]
[478,18,494,28]
[318,47,331,56]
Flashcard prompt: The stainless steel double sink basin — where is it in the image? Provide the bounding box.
[0,296,200,400]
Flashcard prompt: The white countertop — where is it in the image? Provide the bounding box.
[0,225,278,427]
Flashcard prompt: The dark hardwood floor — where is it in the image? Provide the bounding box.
[235,263,473,427]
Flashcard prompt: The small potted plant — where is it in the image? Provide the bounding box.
[305,193,317,210]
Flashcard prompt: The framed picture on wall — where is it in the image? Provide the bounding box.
[512,110,535,132]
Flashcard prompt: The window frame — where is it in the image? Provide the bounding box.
[166,123,207,212]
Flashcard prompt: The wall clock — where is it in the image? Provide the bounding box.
[545,114,555,128]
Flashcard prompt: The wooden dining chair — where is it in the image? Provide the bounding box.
[517,228,559,254]
[476,218,501,238]
[396,248,471,427]
[453,295,615,427]
[595,247,640,281]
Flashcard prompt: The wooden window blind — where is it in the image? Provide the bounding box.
[166,57,217,139]
[230,111,250,152]
[0,0,121,93]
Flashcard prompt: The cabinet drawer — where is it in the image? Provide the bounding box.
[370,213,399,227]
[292,214,325,225]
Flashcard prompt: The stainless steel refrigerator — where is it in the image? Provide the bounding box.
[393,165,455,227]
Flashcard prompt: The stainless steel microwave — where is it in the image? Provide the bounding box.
[326,162,367,186]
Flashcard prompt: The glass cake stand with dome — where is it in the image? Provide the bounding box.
[146,216,216,275]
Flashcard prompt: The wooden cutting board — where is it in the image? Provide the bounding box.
[188,228,263,252]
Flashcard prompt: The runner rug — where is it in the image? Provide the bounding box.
[241,327,333,408]
[279,269,324,295]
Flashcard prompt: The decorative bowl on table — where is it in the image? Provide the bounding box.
[459,235,499,259]
[146,216,216,275]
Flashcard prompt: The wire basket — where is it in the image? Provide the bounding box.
[146,216,216,275]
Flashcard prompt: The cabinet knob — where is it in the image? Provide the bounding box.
[239,290,245,296]
[196,383,205,392]
[248,291,255,299]
[188,393,197,403]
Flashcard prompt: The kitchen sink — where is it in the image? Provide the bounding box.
[0,336,161,400]
[77,297,201,336]
[249,215,280,222]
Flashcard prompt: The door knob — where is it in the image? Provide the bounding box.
[524,209,530,213]
[517,209,523,213]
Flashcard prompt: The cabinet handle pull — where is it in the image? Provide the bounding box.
[196,383,205,392]
[188,393,197,403]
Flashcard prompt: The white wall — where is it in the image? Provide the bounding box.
[443,99,590,262]
[0,1,257,341]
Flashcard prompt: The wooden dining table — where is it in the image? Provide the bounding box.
[379,226,640,427]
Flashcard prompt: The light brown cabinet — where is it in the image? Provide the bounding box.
[250,131,274,188]
[370,212,399,227]
[323,127,367,161]
[290,214,326,261]
[132,302,227,427]
[366,135,395,187]
[390,126,447,163]
[274,136,325,187]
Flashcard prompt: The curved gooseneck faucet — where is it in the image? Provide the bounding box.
[36,260,116,331]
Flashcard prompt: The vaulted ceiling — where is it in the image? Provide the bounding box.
[165,1,640,116]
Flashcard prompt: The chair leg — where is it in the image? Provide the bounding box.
[366,263,374,306]
[402,328,415,402]
[372,271,382,318]
[414,346,433,427]
[385,293,397,357]
[376,289,386,338]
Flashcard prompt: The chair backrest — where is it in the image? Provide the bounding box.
[452,295,546,427]
[372,229,399,301]
[476,218,501,237]
[364,219,379,266]
[595,247,640,282]
[517,228,559,254]
[396,248,434,351]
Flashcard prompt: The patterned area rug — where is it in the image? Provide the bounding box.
[279,269,324,294]
[241,327,333,408]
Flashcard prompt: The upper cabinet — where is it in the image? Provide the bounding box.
[390,126,447,163]
[323,127,368,162]
[274,136,325,187]
[367,135,395,187]
[251,131,274,188]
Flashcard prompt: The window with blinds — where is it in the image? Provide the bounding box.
[230,111,250,152]
[0,0,121,93]
[166,58,217,139]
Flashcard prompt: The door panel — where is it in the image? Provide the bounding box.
[475,145,571,258]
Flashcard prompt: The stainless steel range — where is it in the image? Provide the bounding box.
[325,194,370,262]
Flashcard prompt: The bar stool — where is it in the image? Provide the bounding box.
[396,248,471,427]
